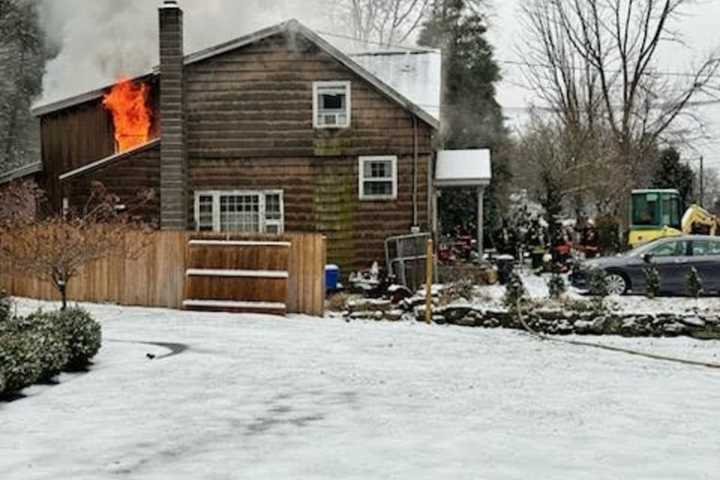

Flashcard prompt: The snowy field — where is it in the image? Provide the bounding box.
[2,299,720,479]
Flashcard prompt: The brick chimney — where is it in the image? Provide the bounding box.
[159,0,187,230]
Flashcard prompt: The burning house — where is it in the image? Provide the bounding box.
[30,0,440,273]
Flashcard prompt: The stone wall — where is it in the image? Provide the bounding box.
[343,298,720,340]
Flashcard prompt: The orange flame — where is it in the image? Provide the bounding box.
[103,77,152,152]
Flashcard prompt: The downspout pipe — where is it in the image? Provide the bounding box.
[412,115,419,228]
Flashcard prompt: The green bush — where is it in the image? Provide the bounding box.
[643,266,660,299]
[0,332,43,395]
[52,308,102,369]
[687,267,704,299]
[13,313,71,380]
[0,291,11,323]
[547,272,567,300]
[503,271,528,312]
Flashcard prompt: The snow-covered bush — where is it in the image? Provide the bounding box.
[0,291,11,323]
[52,308,102,369]
[547,272,567,300]
[643,266,660,299]
[588,268,609,311]
[8,312,71,380]
[0,332,43,395]
[687,267,704,299]
[503,271,528,311]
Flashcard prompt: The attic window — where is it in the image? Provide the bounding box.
[313,81,351,129]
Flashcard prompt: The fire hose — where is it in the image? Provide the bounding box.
[514,300,720,370]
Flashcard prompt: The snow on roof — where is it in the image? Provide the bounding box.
[435,149,492,187]
[352,50,441,122]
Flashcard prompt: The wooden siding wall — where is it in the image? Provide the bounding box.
[39,78,160,210]
[0,231,326,316]
[185,33,434,273]
[64,143,162,224]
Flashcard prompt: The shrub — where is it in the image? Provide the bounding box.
[588,268,609,311]
[547,272,567,300]
[52,308,102,369]
[643,266,660,299]
[0,332,43,395]
[687,267,704,299]
[0,291,11,323]
[503,271,528,312]
[13,312,70,380]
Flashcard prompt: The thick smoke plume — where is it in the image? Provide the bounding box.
[37,0,330,104]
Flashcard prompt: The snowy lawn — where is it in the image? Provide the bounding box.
[2,298,720,479]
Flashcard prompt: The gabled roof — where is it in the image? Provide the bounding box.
[32,20,439,129]
[0,161,43,186]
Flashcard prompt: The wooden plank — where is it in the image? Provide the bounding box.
[187,269,289,279]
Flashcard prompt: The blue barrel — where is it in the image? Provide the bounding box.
[325,264,340,291]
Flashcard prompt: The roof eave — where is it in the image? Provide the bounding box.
[31,19,440,130]
[58,139,161,182]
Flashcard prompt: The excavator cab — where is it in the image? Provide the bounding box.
[628,189,682,247]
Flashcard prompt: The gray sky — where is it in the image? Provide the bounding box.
[37,0,720,171]
[488,0,720,172]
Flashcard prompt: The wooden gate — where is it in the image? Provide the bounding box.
[183,238,291,315]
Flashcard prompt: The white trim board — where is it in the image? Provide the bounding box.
[183,300,286,311]
[189,240,291,247]
[186,269,289,279]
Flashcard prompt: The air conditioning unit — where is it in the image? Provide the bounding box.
[322,113,340,126]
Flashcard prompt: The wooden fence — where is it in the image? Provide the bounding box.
[0,231,326,316]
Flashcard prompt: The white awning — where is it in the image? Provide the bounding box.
[435,149,491,187]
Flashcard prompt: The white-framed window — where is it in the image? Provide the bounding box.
[194,190,285,234]
[313,81,351,129]
[358,156,398,201]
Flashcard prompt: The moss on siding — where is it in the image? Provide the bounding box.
[314,161,355,273]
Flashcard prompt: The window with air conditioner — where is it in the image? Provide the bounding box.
[359,156,398,201]
[313,81,351,129]
[194,191,284,234]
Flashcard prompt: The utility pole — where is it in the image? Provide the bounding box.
[700,156,705,207]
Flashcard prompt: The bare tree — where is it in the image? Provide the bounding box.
[330,0,432,47]
[519,0,720,217]
[0,182,154,309]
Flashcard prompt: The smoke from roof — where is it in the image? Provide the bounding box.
[37,0,330,104]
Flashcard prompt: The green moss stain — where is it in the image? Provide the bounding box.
[314,161,355,272]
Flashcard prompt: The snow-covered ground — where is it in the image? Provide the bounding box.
[477,269,720,315]
[2,298,720,479]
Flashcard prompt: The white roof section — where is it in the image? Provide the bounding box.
[435,150,492,187]
[32,20,439,129]
[352,50,441,122]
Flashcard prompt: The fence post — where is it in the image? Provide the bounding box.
[425,239,433,324]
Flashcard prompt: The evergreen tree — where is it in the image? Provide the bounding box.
[547,270,566,300]
[418,0,510,244]
[651,147,695,208]
[0,0,45,172]
[503,271,528,312]
[643,265,660,299]
[687,267,703,299]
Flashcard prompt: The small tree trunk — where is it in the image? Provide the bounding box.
[58,281,67,311]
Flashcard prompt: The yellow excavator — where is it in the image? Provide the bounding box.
[628,189,719,248]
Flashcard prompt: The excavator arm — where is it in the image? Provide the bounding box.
[681,204,719,235]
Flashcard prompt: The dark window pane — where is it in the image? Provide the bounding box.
[321,93,345,110]
[363,181,392,197]
[632,193,660,226]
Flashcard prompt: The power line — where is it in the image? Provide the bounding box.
[318,30,720,81]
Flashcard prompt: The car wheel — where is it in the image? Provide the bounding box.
[606,272,628,296]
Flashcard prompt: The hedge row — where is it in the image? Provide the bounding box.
[0,304,102,397]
